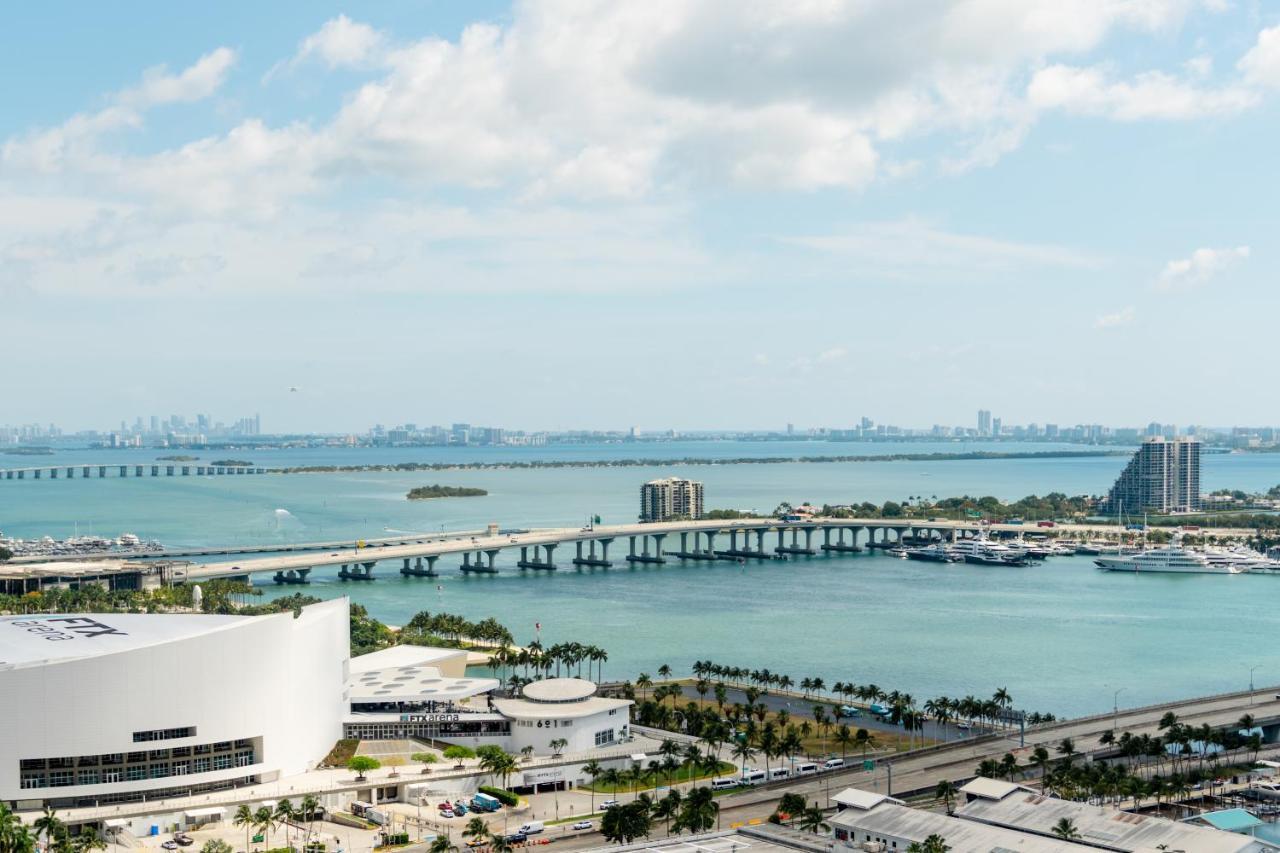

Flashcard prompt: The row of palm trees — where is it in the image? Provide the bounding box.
[0,804,106,853]
[487,641,609,686]
[403,611,515,648]
[686,660,1056,735]
[232,797,320,852]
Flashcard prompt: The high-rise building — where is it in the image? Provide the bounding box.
[1101,436,1201,514]
[977,410,992,436]
[992,417,1002,436]
[640,477,705,522]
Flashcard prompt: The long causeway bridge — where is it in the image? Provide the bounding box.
[0,462,267,480]
[2,517,1256,592]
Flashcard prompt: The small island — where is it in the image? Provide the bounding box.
[211,459,254,467]
[157,454,200,461]
[407,485,489,500]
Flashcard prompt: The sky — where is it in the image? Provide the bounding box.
[2,0,1278,434]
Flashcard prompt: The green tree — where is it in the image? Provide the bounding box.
[346,755,381,780]
[797,804,829,834]
[34,806,64,849]
[233,805,255,853]
[935,779,958,815]
[462,817,489,846]
[777,793,807,824]
[676,787,719,834]
[1051,818,1081,840]
[201,841,233,853]
[601,801,652,845]
[413,752,440,773]
[443,745,476,767]
[429,835,457,853]
[252,806,275,851]
[582,760,604,813]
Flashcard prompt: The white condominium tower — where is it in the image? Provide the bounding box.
[640,477,705,522]
[1102,436,1201,514]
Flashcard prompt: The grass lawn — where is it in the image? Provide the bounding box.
[643,693,930,755]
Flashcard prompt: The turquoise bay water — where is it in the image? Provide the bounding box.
[5,440,1280,718]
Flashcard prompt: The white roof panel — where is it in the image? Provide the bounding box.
[833,787,904,810]
[349,645,468,673]
[0,612,250,668]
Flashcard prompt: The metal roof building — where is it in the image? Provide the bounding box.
[829,788,1090,852]
[955,779,1272,853]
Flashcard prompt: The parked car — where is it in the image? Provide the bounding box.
[440,808,455,819]
[572,821,594,831]
[600,800,620,810]
[161,842,178,850]
[174,834,193,847]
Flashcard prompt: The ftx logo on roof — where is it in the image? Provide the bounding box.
[42,617,128,637]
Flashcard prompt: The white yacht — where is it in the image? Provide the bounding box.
[948,538,1029,566]
[1095,545,1243,574]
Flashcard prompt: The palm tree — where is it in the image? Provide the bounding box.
[797,804,829,834]
[730,740,757,777]
[34,805,64,849]
[1051,818,1081,840]
[935,779,958,815]
[653,790,682,836]
[658,664,672,682]
[834,724,853,758]
[637,673,653,702]
[583,760,604,813]
[1030,747,1051,791]
[462,817,489,846]
[1057,738,1076,766]
[549,737,568,756]
[429,834,458,853]
[253,806,275,851]
[299,796,320,846]
[274,799,296,850]
[234,805,255,853]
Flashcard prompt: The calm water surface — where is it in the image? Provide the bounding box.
[4,440,1280,718]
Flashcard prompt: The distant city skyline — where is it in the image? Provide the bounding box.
[3,3,1278,427]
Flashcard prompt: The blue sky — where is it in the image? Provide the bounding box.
[2,1,1278,433]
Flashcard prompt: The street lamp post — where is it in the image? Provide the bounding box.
[1112,688,1126,731]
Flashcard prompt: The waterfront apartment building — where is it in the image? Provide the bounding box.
[1101,436,1201,514]
[977,409,992,436]
[640,477,705,522]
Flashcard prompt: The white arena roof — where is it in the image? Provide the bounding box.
[0,612,250,668]
[349,644,468,673]
[348,666,498,703]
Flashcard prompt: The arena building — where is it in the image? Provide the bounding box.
[1,599,631,811]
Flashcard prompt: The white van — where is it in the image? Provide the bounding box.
[796,763,818,777]
[519,821,545,835]
[823,758,845,771]
[739,769,767,786]
[711,777,738,790]
[769,767,791,781]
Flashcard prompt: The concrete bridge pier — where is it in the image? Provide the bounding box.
[776,525,817,556]
[98,466,106,478]
[151,465,159,476]
[66,467,75,478]
[81,466,90,478]
[821,526,863,554]
[135,466,144,477]
[574,538,613,568]
[627,534,665,564]
[181,466,190,475]
[120,466,128,477]
[338,561,377,581]
[18,470,26,479]
[273,567,312,585]
[401,555,439,577]
[461,549,500,574]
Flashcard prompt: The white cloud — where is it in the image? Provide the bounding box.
[293,15,386,69]
[1156,245,1250,290]
[1027,64,1256,120]
[2,48,236,176]
[126,47,237,107]
[1238,25,1280,88]
[1095,306,1136,328]
[786,219,1099,279]
[816,346,848,363]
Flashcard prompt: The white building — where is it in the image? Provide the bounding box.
[1,601,632,812]
[1,599,349,810]
[640,477,705,522]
